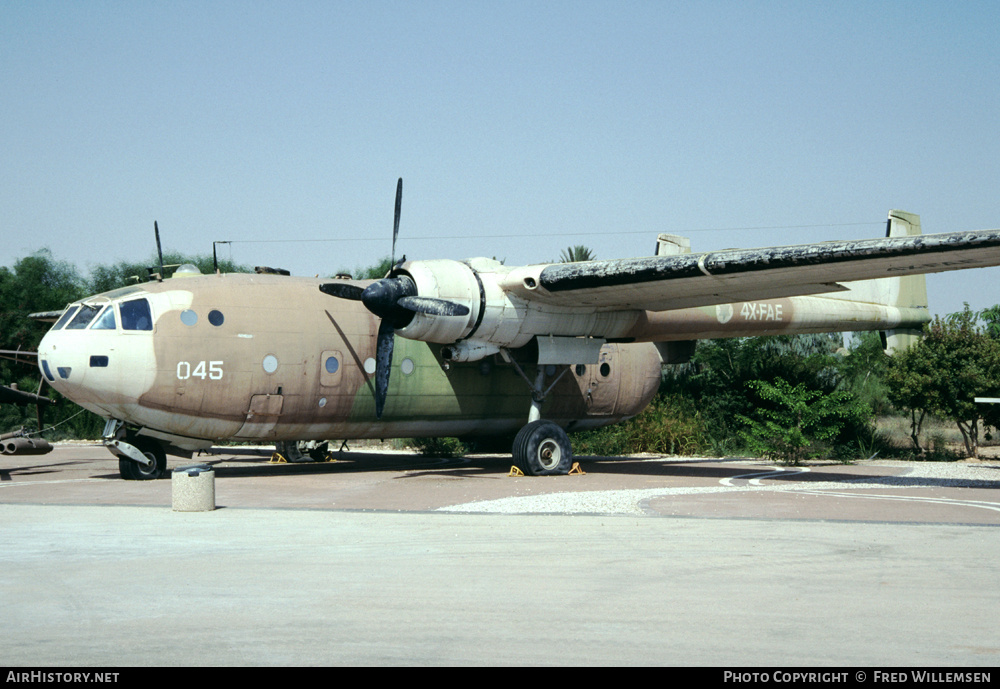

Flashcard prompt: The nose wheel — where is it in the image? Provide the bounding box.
[512,420,573,476]
[117,437,167,480]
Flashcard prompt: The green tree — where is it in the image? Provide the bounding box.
[0,250,90,436]
[334,256,393,280]
[886,305,1000,457]
[0,250,85,353]
[663,334,844,454]
[736,378,867,465]
[88,252,250,294]
[980,304,1000,339]
[559,245,596,263]
[838,331,892,416]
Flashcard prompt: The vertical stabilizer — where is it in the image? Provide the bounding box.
[883,210,928,353]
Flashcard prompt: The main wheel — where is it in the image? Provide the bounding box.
[275,440,330,463]
[118,437,167,480]
[512,420,573,476]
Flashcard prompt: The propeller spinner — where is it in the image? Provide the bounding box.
[319,178,470,419]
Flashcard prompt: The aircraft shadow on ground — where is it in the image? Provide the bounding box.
[77,450,1000,488]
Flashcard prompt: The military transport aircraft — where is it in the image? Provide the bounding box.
[32,180,1000,479]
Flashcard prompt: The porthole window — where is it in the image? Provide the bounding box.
[401,358,415,375]
[575,364,587,376]
[262,354,278,373]
[600,362,611,377]
[320,350,343,387]
[208,310,224,326]
[180,309,198,326]
[363,358,376,374]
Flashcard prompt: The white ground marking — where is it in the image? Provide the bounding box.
[439,459,1000,515]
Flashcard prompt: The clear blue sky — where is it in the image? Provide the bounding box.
[3,1,999,317]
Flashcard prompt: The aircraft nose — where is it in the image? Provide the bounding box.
[36,321,157,420]
[37,330,74,388]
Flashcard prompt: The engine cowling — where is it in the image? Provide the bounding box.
[392,257,643,362]
[394,258,535,350]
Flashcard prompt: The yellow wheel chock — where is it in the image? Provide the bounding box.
[508,462,585,477]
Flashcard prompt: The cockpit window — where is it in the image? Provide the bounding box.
[90,305,117,330]
[51,306,80,331]
[64,304,102,330]
[120,298,153,331]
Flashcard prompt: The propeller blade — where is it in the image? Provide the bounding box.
[154,221,164,276]
[391,178,402,270]
[319,283,365,300]
[398,296,470,317]
[374,319,395,419]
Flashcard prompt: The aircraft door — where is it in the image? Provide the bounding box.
[234,393,284,439]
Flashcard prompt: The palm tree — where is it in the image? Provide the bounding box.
[559,245,596,263]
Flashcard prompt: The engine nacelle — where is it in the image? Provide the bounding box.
[394,257,642,361]
[392,259,482,344]
[395,258,535,350]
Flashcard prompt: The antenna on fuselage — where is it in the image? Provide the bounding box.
[212,241,230,274]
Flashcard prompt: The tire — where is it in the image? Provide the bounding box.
[275,440,329,463]
[512,420,573,476]
[118,437,167,480]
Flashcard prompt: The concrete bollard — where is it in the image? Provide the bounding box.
[171,464,216,512]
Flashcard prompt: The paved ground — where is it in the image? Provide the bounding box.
[2,443,999,523]
[1,444,999,666]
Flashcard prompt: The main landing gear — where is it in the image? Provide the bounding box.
[504,352,575,476]
[274,440,332,463]
[512,420,573,476]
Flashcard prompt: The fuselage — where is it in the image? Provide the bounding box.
[37,272,663,452]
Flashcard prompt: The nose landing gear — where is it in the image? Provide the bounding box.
[117,437,167,480]
[103,420,168,480]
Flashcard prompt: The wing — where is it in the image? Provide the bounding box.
[28,310,64,323]
[509,229,1000,311]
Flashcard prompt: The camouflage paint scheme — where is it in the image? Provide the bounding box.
[35,210,1000,467]
[37,274,662,452]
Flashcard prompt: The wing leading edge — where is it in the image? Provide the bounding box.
[523,228,1000,312]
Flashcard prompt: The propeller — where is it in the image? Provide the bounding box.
[319,178,470,419]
